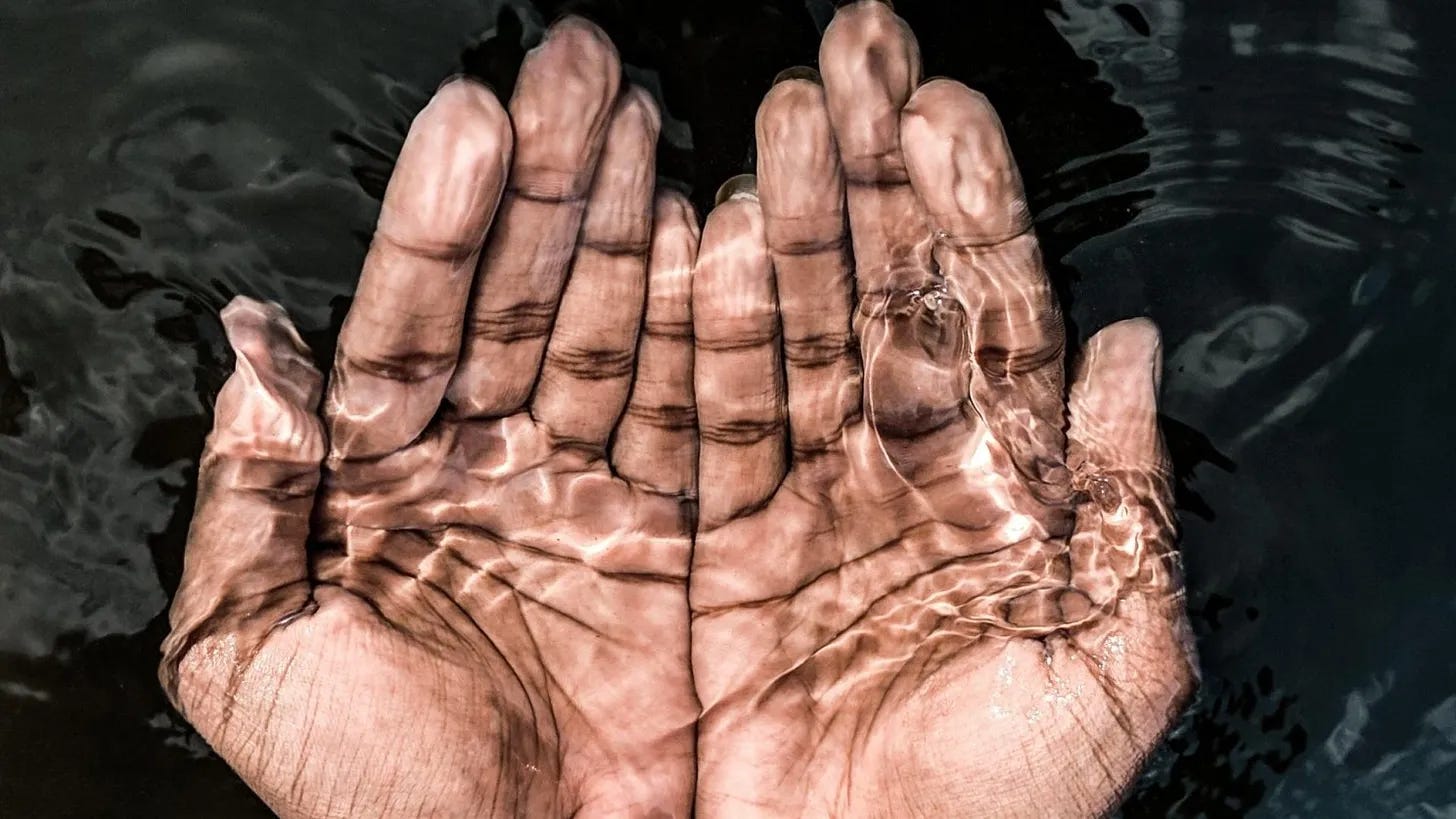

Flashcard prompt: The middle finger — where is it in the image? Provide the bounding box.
[820,0,935,298]
[447,17,623,419]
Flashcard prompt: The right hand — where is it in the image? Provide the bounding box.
[160,19,701,818]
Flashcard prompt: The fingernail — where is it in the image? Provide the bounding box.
[773,66,822,86]
[834,0,894,9]
[919,75,954,86]
[715,174,758,205]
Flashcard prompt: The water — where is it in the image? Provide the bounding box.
[1,0,1453,815]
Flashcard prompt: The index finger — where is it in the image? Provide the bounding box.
[324,78,513,459]
[820,0,935,297]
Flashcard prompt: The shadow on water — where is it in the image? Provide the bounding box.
[1,0,1454,815]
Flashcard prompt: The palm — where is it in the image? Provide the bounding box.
[689,4,1194,816]
[694,422,1191,817]
[305,413,697,813]
[169,581,532,815]
[162,22,702,818]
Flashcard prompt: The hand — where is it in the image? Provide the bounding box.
[161,20,701,818]
[688,3,1196,817]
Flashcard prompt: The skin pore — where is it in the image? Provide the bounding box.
[160,3,1195,817]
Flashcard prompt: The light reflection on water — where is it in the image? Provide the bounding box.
[1,0,1453,815]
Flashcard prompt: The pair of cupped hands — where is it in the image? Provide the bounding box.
[160,3,1196,817]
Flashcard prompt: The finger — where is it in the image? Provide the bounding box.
[532,88,661,447]
[693,185,787,528]
[756,72,862,458]
[820,0,935,296]
[1066,319,1179,594]
[611,190,700,496]
[448,18,623,417]
[324,78,512,459]
[1068,319,1169,486]
[160,298,325,709]
[902,79,1069,492]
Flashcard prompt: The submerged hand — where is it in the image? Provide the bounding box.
[164,5,1193,818]
[689,3,1196,817]
[162,19,701,818]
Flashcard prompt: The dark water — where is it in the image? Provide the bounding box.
[1,0,1453,815]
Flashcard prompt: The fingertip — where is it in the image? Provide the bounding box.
[534,14,620,88]
[212,300,325,463]
[511,13,623,198]
[425,75,513,149]
[220,293,271,318]
[820,0,921,173]
[534,15,621,93]
[220,296,287,348]
[1069,318,1167,476]
[772,65,822,86]
[579,86,662,248]
[1098,317,1163,350]
[542,13,618,59]
[652,189,702,271]
[389,77,513,245]
[654,186,698,226]
[1103,316,1163,343]
[902,77,998,133]
[695,192,773,341]
[824,0,910,45]
[620,84,663,134]
[701,191,766,255]
[433,73,503,109]
[593,87,661,178]
[513,14,622,153]
[1082,318,1163,394]
[757,74,831,136]
[907,75,985,103]
[220,297,316,379]
[901,79,1030,244]
[755,77,843,252]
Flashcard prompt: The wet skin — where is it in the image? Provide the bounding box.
[163,21,699,817]
[161,3,1195,818]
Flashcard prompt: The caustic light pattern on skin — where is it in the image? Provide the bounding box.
[159,2,1195,818]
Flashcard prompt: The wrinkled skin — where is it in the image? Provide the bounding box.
[162,21,701,818]
[161,4,1195,818]
[689,4,1195,817]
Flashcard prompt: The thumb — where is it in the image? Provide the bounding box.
[1066,319,1198,744]
[159,297,325,713]
[1066,318,1180,596]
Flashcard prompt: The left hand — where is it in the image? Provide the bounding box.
[688,4,1196,816]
